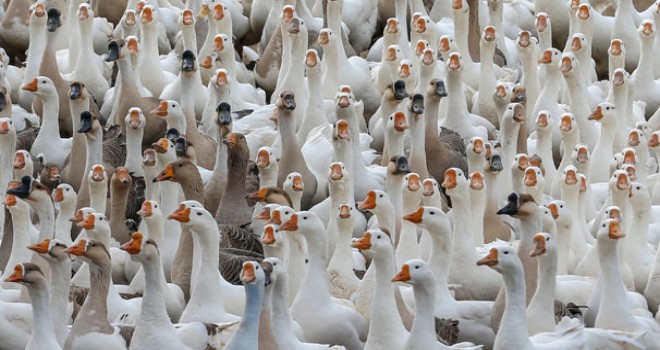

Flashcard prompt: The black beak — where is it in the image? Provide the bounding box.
[181,50,195,71]
[70,82,82,100]
[434,80,448,97]
[7,176,32,199]
[175,137,187,157]
[489,154,503,172]
[288,18,300,34]
[497,192,520,216]
[47,8,61,32]
[77,111,93,133]
[105,41,120,62]
[411,94,424,114]
[282,94,296,110]
[0,92,5,111]
[394,156,411,174]
[393,80,409,100]
[513,91,526,103]
[216,102,232,125]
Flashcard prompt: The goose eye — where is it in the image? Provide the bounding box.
[637,186,640,190]
[602,224,606,227]
[41,80,46,84]
[255,266,259,270]
[503,251,509,255]
[154,204,158,208]
[415,265,419,269]
[285,211,290,215]
[546,237,550,241]
[430,211,434,215]
[196,212,202,216]
[379,194,383,198]
[303,216,308,220]
[273,262,277,266]
[66,188,70,191]
[559,205,563,208]
[377,235,381,239]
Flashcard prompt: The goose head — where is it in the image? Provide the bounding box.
[561,165,579,190]
[358,190,391,213]
[468,136,485,157]
[502,103,526,130]
[497,192,538,218]
[387,111,409,135]
[493,82,513,104]
[414,40,430,58]
[153,159,200,183]
[69,81,90,101]
[336,91,353,109]
[627,129,645,148]
[28,238,69,263]
[28,2,47,24]
[179,8,195,26]
[212,2,229,22]
[88,164,108,185]
[399,59,414,80]
[523,166,543,188]
[152,137,176,162]
[241,261,269,287]
[7,175,50,203]
[476,245,520,273]
[648,131,660,148]
[305,49,319,70]
[317,28,333,46]
[12,150,32,174]
[451,0,468,13]
[422,178,440,198]
[385,17,400,35]
[352,229,393,256]
[77,111,102,139]
[70,207,95,225]
[20,76,56,97]
[105,39,128,62]
[558,113,577,134]
[588,102,617,126]
[277,91,296,110]
[620,164,637,182]
[112,167,132,188]
[3,262,46,286]
[279,211,324,237]
[388,155,411,176]
[77,212,110,235]
[572,144,589,167]
[65,239,111,265]
[628,181,649,207]
[168,201,215,232]
[569,33,587,53]
[609,39,624,58]
[530,232,554,257]
[536,12,549,33]
[137,200,163,221]
[538,48,561,68]
[284,172,304,194]
[609,169,630,192]
[516,30,535,50]
[547,200,569,225]
[620,147,638,168]
[328,162,349,184]
[122,9,137,30]
[389,79,409,101]
[403,173,421,193]
[261,223,285,247]
[121,232,159,263]
[596,219,625,247]
[268,205,295,226]
[402,206,449,231]
[46,7,62,32]
[181,50,197,72]
[442,167,468,194]
[336,204,355,226]
[333,119,351,143]
[125,107,146,130]
[216,101,233,135]
[482,26,497,46]
[420,46,435,67]
[139,4,157,27]
[438,35,457,57]
[151,99,183,121]
[486,142,503,173]
[535,111,553,137]
[53,183,76,205]
[559,52,578,76]
[638,19,655,41]
[256,146,275,171]
[447,52,462,72]
[78,3,93,24]
[392,259,435,285]
[469,171,485,191]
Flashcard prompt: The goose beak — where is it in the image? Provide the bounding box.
[77,215,95,230]
[241,263,256,284]
[279,214,298,231]
[154,164,175,182]
[262,226,276,245]
[65,239,87,256]
[21,78,38,92]
[441,169,458,189]
[53,188,64,203]
[27,239,51,254]
[477,248,499,266]
[402,207,424,224]
[120,233,143,255]
[358,191,377,210]
[470,172,484,190]
[168,204,191,223]
[4,264,24,283]
[392,264,411,282]
[351,232,372,250]
[530,234,547,257]
[2,194,16,207]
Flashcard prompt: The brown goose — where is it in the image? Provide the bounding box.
[105,38,166,148]
[215,133,254,225]
[275,91,318,209]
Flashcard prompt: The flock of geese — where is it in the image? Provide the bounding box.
[2,0,660,348]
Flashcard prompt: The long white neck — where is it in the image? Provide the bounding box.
[47,256,72,345]
[405,279,439,348]
[76,19,95,68]
[596,239,637,328]
[625,199,650,263]
[137,253,178,331]
[292,226,332,310]
[189,225,226,311]
[55,201,75,246]
[124,127,145,177]
[448,190,478,265]
[32,197,55,240]
[297,64,324,144]
[496,262,534,349]
[426,221,456,308]
[2,206,31,281]
[526,248,558,335]
[409,114,428,179]
[27,280,60,348]
[24,20,48,84]
[469,188,487,246]
[445,69,471,131]
[554,220,572,275]
[284,232,306,305]
[394,0,411,58]
[89,180,108,214]
[271,271,303,349]
[452,9,471,62]
[182,24,197,53]
[38,92,62,140]
[563,73,597,147]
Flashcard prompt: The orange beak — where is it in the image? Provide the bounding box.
[530,234,547,257]
[27,239,51,254]
[609,207,622,222]
[623,150,636,165]
[452,0,463,9]
[168,204,191,223]
[358,191,377,210]
[610,39,622,55]
[152,100,169,117]
[267,210,282,225]
[560,56,573,73]
[560,115,573,132]
[282,6,294,23]
[518,31,531,47]
[212,3,224,20]
[442,169,458,189]
[129,109,142,129]
[439,37,450,52]
[155,164,175,182]
[571,36,582,51]
[141,6,153,23]
[476,248,499,266]
[609,220,625,239]
[538,49,553,64]
[77,214,95,230]
[649,133,660,147]
[262,225,276,245]
[393,112,409,132]
[423,179,435,196]
[495,84,507,98]
[138,201,152,217]
[65,239,87,256]
[628,131,640,147]
[472,138,484,154]
[329,163,343,181]
[247,187,269,201]
[318,30,329,45]
[3,194,16,207]
[241,263,256,283]
[643,21,654,36]
[216,70,228,86]
[470,172,484,190]
[182,9,194,25]
[256,149,271,168]
[70,209,85,223]
[121,232,144,255]
[336,120,350,140]
[49,166,60,181]
[13,152,25,170]
[407,174,420,191]
[536,112,549,128]
[279,213,299,231]
[213,35,224,51]
[547,203,559,219]
[415,40,427,56]
[577,4,590,19]
[616,173,629,190]
[255,207,271,221]
[448,53,460,70]
[484,26,496,41]
[306,50,318,67]
[524,168,538,187]
[0,121,9,134]
[351,232,372,250]
[339,205,351,219]
[4,264,23,283]
[53,188,64,203]
[422,48,435,65]
[399,63,411,78]
[536,14,547,32]
[92,165,105,182]
[292,175,304,192]
[402,207,424,224]
[21,78,38,92]
[200,57,212,70]
[565,169,578,185]
[386,18,398,33]
[416,17,427,33]
[392,264,411,282]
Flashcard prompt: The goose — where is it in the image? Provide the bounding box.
[392,260,483,350]
[280,211,368,349]
[624,182,656,293]
[20,77,73,168]
[63,239,132,350]
[594,219,660,348]
[223,261,268,350]
[167,202,242,323]
[443,168,502,301]
[71,3,109,104]
[61,81,95,191]
[632,20,660,119]
[530,111,557,187]
[402,206,496,348]
[137,5,174,98]
[12,150,33,181]
[53,183,76,246]
[4,263,62,350]
[28,238,73,346]
[327,204,361,299]
[476,246,586,349]
[561,52,597,149]
[550,114,580,199]
[17,2,47,111]
[256,146,279,188]
[120,232,193,350]
[0,194,35,289]
[515,30,540,125]
[473,26,500,127]
[588,103,619,183]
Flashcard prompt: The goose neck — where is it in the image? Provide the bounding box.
[409,281,438,345]
[427,223,454,302]
[597,240,636,324]
[498,263,533,348]
[125,128,145,176]
[89,181,107,214]
[139,253,173,326]
[28,279,58,342]
[271,273,299,348]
